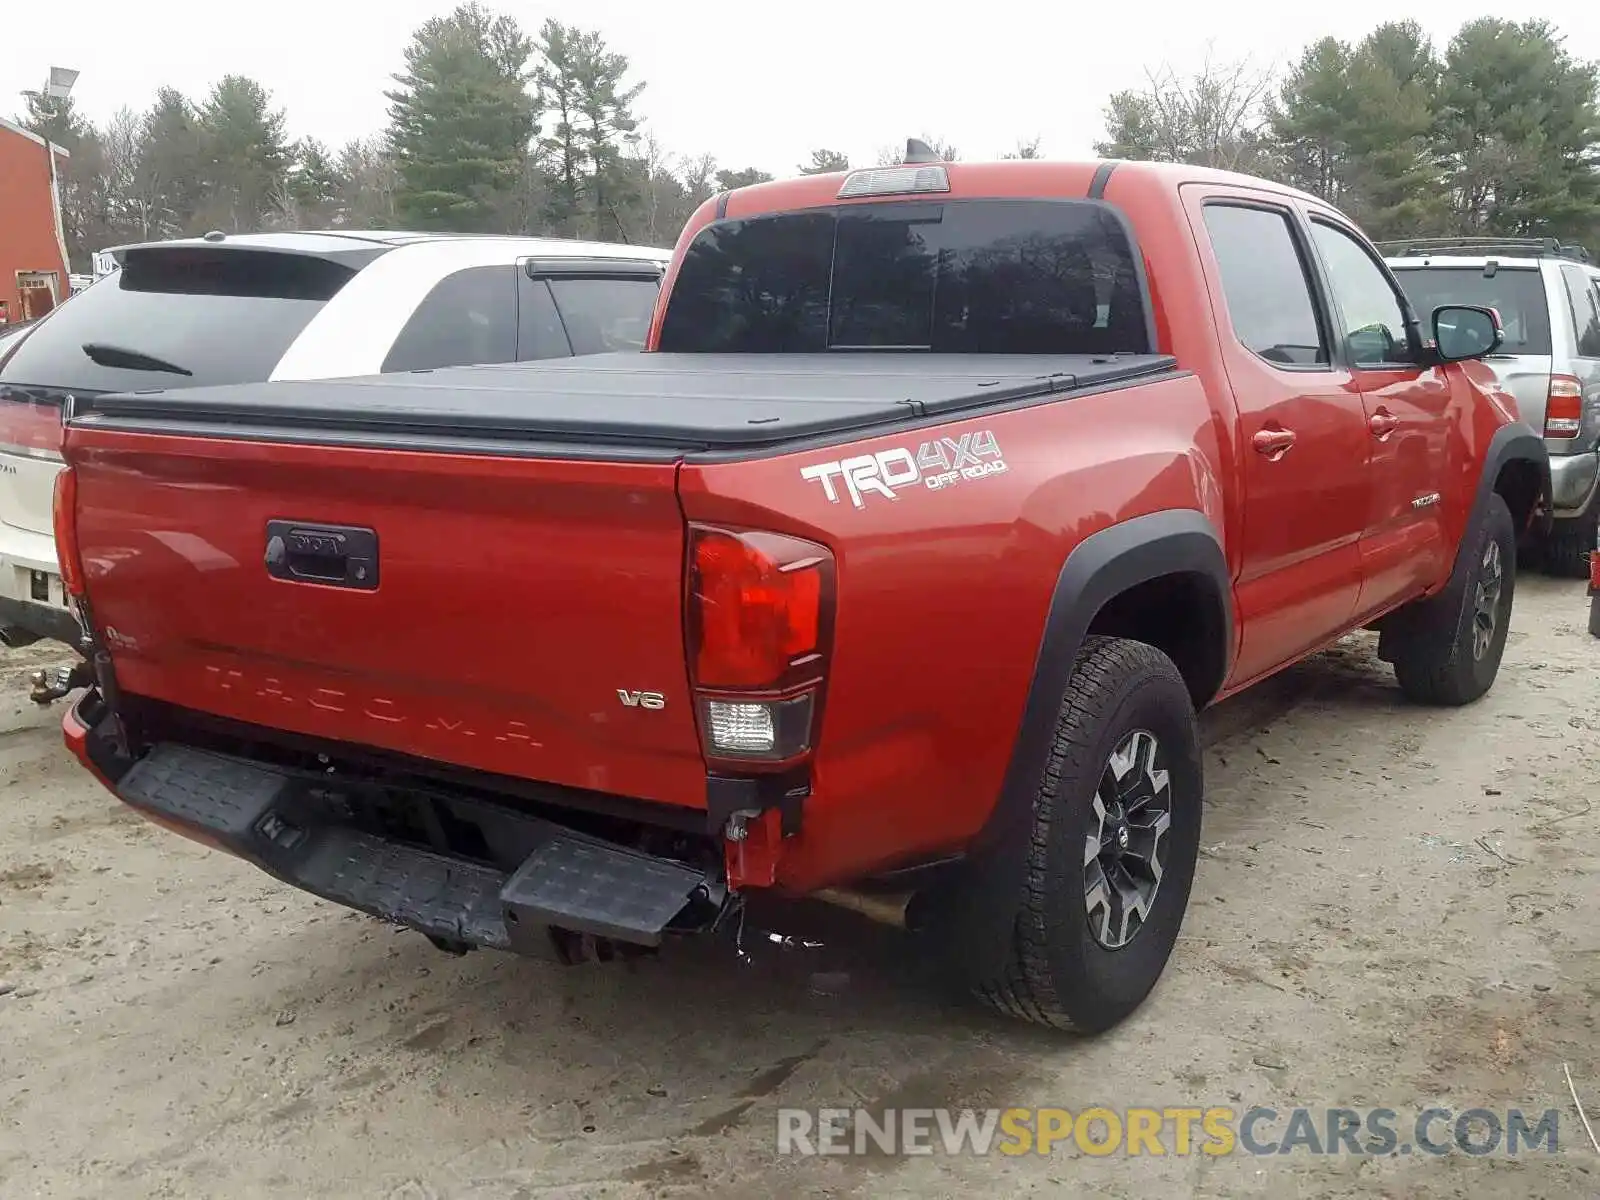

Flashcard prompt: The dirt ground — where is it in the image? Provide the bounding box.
[0,577,1595,1199]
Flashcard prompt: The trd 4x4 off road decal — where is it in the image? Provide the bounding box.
[800,430,1008,508]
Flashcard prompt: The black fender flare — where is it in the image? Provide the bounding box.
[1457,422,1550,580]
[941,509,1232,982]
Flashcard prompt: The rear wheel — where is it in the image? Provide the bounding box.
[968,636,1202,1033]
[1391,493,1516,706]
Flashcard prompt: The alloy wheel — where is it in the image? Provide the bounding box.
[1083,728,1172,950]
[1471,539,1504,661]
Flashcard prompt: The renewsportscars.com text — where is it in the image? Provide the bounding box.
[776,1106,1561,1158]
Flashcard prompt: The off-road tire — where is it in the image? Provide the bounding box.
[1542,507,1597,580]
[1391,493,1517,706]
[969,636,1202,1033]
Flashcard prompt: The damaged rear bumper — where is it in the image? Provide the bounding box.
[63,693,732,958]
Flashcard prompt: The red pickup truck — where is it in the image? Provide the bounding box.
[55,155,1549,1033]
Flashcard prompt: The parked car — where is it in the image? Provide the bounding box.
[0,230,671,695]
[56,154,1547,1034]
[1379,237,1600,577]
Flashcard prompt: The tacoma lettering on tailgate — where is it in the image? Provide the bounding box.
[203,666,544,747]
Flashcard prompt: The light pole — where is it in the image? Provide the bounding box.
[38,66,79,310]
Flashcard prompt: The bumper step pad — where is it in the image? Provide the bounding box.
[501,835,710,946]
[116,743,715,955]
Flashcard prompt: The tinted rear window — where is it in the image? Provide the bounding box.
[1390,266,1551,355]
[0,248,361,395]
[657,200,1151,355]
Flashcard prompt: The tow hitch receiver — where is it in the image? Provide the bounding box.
[31,659,95,706]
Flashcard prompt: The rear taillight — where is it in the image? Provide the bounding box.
[687,525,834,767]
[1546,375,1583,438]
[52,466,85,597]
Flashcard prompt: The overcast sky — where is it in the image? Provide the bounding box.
[7,2,1600,175]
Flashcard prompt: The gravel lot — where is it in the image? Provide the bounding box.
[0,576,1595,1199]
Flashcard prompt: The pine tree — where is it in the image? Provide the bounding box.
[197,76,292,232]
[799,149,850,174]
[534,19,584,234]
[1435,19,1600,240]
[17,89,88,149]
[136,88,208,236]
[1269,24,1448,237]
[17,89,98,266]
[572,27,644,241]
[386,3,537,231]
[714,167,774,191]
[287,139,346,227]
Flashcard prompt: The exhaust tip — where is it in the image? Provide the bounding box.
[811,886,927,932]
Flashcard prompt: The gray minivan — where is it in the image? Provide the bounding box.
[1381,237,1600,577]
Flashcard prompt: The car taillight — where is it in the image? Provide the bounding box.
[686,525,834,767]
[52,466,85,597]
[1546,375,1583,438]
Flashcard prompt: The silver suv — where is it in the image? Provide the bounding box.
[1381,237,1600,577]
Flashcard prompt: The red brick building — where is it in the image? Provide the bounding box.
[0,117,71,327]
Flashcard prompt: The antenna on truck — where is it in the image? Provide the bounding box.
[902,137,940,164]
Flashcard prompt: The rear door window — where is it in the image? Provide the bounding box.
[1201,204,1329,367]
[382,265,518,374]
[548,277,660,355]
[657,199,1151,355]
[1560,265,1600,358]
[516,278,572,361]
[1389,266,1552,355]
[0,248,361,396]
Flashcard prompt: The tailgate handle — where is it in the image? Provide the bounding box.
[264,521,379,591]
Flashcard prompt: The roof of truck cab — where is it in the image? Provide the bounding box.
[716,158,1333,216]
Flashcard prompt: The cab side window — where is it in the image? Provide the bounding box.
[1309,221,1412,367]
[382,265,517,374]
[1201,203,1329,367]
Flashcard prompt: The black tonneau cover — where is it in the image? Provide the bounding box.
[73,351,1179,457]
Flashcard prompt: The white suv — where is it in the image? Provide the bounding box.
[0,230,671,685]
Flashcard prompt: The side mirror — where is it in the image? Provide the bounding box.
[1432,304,1503,362]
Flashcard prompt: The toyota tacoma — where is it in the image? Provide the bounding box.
[54,150,1550,1032]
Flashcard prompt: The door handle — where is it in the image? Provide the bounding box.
[1252,428,1297,458]
[1369,410,1400,438]
[264,521,380,590]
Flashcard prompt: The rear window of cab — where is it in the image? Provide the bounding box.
[658,199,1153,356]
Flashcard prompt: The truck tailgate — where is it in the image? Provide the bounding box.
[66,430,706,809]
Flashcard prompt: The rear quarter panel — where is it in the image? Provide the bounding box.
[680,371,1224,888]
